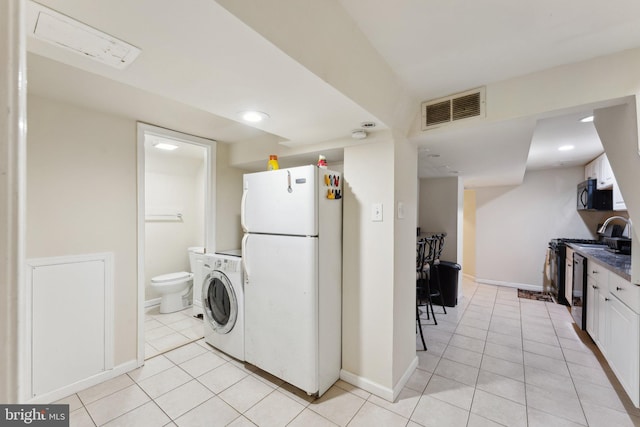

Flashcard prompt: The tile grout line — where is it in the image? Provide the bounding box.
[468,287,500,427]
[523,299,591,426]
[552,302,593,426]
[410,281,479,426]
[520,294,529,427]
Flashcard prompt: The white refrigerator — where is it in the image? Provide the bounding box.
[241,165,342,396]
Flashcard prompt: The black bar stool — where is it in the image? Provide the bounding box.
[416,239,429,351]
[423,235,448,325]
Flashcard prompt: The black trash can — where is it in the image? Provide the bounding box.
[430,261,461,307]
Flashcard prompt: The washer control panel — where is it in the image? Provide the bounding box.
[213,257,240,272]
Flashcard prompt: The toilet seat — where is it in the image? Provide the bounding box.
[152,271,193,285]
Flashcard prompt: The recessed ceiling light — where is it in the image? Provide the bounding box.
[153,142,178,151]
[580,115,594,123]
[240,111,270,123]
[558,145,575,151]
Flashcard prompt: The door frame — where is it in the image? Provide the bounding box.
[136,123,216,365]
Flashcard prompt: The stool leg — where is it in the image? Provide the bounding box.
[425,279,438,325]
[416,305,427,351]
[433,265,447,314]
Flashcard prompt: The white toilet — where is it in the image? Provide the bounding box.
[151,246,204,313]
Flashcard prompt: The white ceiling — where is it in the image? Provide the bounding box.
[339,0,640,103]
[24,0,640,186]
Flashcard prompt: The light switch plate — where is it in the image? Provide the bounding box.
[372,203,383,222]
[397,202,405,219]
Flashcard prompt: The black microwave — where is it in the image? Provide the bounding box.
[577,179,612,211]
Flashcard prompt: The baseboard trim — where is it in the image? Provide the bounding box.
[476,278,543,292]
[26,359,140,404]
[339,369,394,402]
[340,356,418,402]
[145,298,161,308]
[145,297,192,309]
[393,355,419,400]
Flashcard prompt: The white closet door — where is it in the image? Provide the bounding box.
[32,258,107,397]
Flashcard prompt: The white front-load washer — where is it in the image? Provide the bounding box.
[202,252,244,361]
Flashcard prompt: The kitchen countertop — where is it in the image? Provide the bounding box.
[569,243,632,281]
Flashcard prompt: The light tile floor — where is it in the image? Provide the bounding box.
[59,278,640,426]
[144,306,204,359]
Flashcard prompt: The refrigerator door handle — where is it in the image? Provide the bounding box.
[241,234,249,284]
[240,186,248,232]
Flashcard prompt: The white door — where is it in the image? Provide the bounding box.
[242,166,317,236]
[243,233,319,394]
[597,290,608,353]
[586,276,597,339]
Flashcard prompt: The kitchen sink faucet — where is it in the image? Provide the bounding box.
[598,215,633,239]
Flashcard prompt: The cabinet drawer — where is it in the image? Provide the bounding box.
[588,261,609,281]
[609,273,640,313]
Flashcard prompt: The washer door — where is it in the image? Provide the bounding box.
[202,270,237,334]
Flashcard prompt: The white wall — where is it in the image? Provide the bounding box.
[418,177,462,263]
[475,167,610,289]
[463,190,477,277]
[1,0,26,403]
[215,143,245,252]
[341,135,417,400]
[342,139,395,392]
[27,94,138,366]
[391,133,419,388]
[594,102,640,285]
[144,148,205,301]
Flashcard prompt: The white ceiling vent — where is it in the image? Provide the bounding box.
[27,1,141,70]
[421,87,485,130]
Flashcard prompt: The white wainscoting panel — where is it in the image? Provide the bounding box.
[27,253,113,398]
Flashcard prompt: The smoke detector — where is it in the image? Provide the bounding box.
[351,129,367,140]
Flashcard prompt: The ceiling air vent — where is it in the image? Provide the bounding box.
[421,87,485,131]
[26,1,141,70]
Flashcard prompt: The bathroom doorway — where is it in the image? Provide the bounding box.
[136,123,216,363]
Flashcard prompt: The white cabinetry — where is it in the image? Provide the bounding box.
[597,154,614,189]
[586,262,608,350]
[586,258,639,406]
[585,159,597,181]
[565,248,574,305]
[586,275,603,347]
[613,181,627,211]
[584,153,626,210]
[597,290,609,355]
[606,295,639,405]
